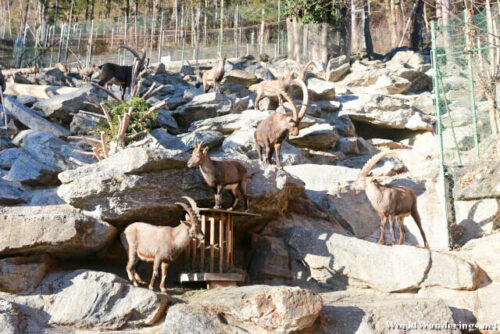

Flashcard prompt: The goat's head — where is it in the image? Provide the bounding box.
[187,139,208,168]
[176,196,204,243]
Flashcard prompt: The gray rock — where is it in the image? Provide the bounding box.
[41,68,66,86]
[0,148,22,170]
[386,50,426,69]
[326,55,350,82]
[287,226,482,292]
[0,179,26,205]
[162,285,322,334]
[307,78,336,101]
[69,113,96,135]
[33,86,105,124]
[156,108,180,134]
[147,128,189,152]
[28,187,65,206]
[224,69,259,88]
[289,123,339,150]
[180,130,224,150]
[449,162,499,200]
[375,74,411,94]
[172,92,234,128]
[339,93,434,131]
[0,255,51,293]
[16,94,38,107]
[6,131,78,186]
[336,137,374,155]
[454,199,499,244]
[0,205,117,257]
[0,300,22,334]
[189,109,271,134]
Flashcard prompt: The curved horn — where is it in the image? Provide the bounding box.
[176,201,199,225]
[357,150,395,180]
[182,196,200,218]
[265,86,298,121]
[118,45,141,60]
[293,78,309,120]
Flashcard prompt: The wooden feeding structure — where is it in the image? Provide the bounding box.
[180,208,260,289]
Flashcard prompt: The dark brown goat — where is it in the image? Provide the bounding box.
[187,139,248,211]
[254,78,309,167]
[0,69,5,94]
[202,56,226,93]
[97,45,148,99]
[351,151,429,248]
[121,196,204,292]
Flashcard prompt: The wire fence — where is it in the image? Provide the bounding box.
[430,3,500,248]
[1,1,288,68]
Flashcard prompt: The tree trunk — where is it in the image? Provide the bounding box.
[410,0,424,50]
[386,0,397,49]
[90,0,95,21]
[106,0,111,18]
[363,0,373,58]
[65,0,76,61]
[85,0,89,21]
[350,0,358,52]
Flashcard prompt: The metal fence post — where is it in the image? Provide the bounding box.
[430,20,450,250]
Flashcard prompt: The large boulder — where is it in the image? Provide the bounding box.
[5,131,82,186]
[162,285,322,334]
[288,123,339,150]
[6,270,168,330]
[386,50,426,69]
[0,179,26,205]
[179,130,225,150]
[223,69,259,88]
[33,86,105,124]
[57,147,305,225]
[0,205,116,257]
[326,55,350,82]
[457,233,500,282]
[287,227,483,292]
[314,292,459,334]
[0,255,51,293]
[339,93,434,131]
[0,300,22,334]
[189,109,271,134]
[449,162,500,200]
[172,92,235,128]
[307,78,336,101]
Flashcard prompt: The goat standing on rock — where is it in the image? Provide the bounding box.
[121,196,204,292]
[202,55,226,93]
[254,78,309,167]
[351,151,429,248]
[187,139,249,211]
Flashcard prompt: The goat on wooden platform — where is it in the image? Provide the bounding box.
[187,139,249,211]
[97,45,148,100]
[202,56,226,93]
[120,196,204,292]
[351,151,429,248]
[254,78,309,167]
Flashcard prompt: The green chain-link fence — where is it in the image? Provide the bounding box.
[431,4,500,248]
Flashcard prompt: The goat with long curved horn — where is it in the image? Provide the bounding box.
[254,78,309,167]
[352,150,429,248]
[120,198,204,292]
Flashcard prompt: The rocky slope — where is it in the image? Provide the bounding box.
[0,51,498,333]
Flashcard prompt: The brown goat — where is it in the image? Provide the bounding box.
[202,56,226,93]
[352,151,429,248]
[97,45,148,100]
[80,65,97,82]
[187,139,248,211]
[254,78,309,167]
[253,70,294,109]
[120,196,204,292]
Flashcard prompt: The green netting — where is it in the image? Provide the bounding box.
[431,4,500,248]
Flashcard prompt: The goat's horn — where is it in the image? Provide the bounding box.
[358,150,396,180]
[182,196,200,216]
[176,202,198,224]
[265,86,298,120]
[118,45,141,60]
[293,78,309,121]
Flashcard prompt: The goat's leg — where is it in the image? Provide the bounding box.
[264,141,272,164]
[125,247,139,286]
[239,177,249,211]
[149,256,161,290]
[214,185,224,209]
[133,272,146,285]
[159,262,168,293]
[255,142,263,162]
[255,91,262,111]
[378,216,388,245]
[229,187,239,211]
[389,216,397,245]
[274,143,282,168]
[121,84,127,100]
[397,216,406,245]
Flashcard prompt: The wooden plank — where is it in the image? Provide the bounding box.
[3,96,70,137]
[180,272,245,283]
[231,215,234,266]
[210,217,215,273]
[200,215,206,272]
[226,213,230,268]
[199,207,261,217]
[219,218,224,273]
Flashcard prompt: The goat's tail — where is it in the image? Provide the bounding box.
[411,198,429,248]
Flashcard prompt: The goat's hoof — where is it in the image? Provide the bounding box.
[133,282,139,287]
[213,205,221,209]
[160,288,167,293]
